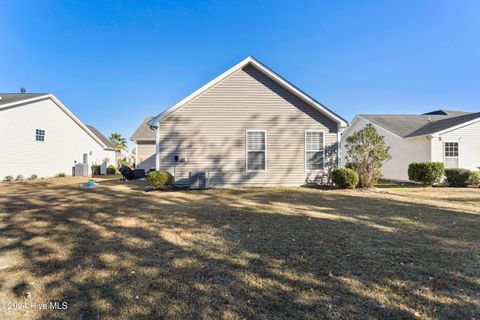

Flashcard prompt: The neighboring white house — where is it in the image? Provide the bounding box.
[341,110,480,180]
[0,93,116,178]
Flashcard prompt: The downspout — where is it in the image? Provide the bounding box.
[155,122,160,171]
[134,141,138,168]
[337,124,345,168]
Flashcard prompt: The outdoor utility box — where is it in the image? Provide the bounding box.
[189,171,209,190]
[133,169,146,179]
[74,163,89,176]
[100,162,107,175]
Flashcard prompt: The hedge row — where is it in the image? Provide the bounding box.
[408,162,480,187]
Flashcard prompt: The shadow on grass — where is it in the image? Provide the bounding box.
[0,180,478,319]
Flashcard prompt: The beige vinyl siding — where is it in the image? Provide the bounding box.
[156,65,338,187]
[135,141,156,170]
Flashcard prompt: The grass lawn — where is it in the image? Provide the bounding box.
[0,176,479,319]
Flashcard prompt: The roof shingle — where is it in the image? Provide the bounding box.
[359,110,479,138]
[130,117,156,140]
[0,93,48,106]
[86,125,116,149]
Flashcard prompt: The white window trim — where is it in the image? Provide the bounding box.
[305,130,326,172]
[443,141,459,165]
[35,129,46,142]
[246,130,267,172]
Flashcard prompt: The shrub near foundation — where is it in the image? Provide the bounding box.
[332,168,359,189]
[147,171,174,189]
[408,162,445,186]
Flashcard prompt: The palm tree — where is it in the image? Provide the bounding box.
[109,133,127,150]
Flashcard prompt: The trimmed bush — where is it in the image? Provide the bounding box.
[28,174,38,181]
[147,171,174,189]
[57,173,66,178]
[408,162,445,186]
[467,171,480,187]
[332,168,359,189]
[444,168,471,187]
[106,165,117,175]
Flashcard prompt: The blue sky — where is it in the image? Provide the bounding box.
[1,1,479,149]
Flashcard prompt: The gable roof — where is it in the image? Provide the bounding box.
[406,112,480,137]
[0,93,110,149]
[0,93,49,106]
[86,125,116,149]
[357,110,479,138]
[130,116,156,141]
[148,56,348,127]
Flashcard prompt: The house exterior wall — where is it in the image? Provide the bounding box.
[341,117,430,181]
[135,140,156,170]
[431,120,480,171]
[154,65,340,187]
[0,98,114,178]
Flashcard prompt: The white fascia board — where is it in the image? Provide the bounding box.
[48,94,109,149]
[148,56,348,127]
[432,117,480,136]
[45,94,108,148]
[1,93,108,149]
[0,94,51,110]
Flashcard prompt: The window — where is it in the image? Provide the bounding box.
[444,141,459,168]
[305,131,324,171]
[35,129,45,141]
[246,131,266,171]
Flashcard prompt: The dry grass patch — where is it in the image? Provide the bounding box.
[0,177,478,319]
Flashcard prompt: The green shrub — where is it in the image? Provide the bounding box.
[408,162,445,186]
[3,175,13,182]
[467,171,480,187]
[28,174,38,181]
[118,160,132,168]
[106,165,117,175]
[444,168,471,187]
[15,175,24,181]
[147,171,174,189]
[332,168,359,189]
[57,173,66,178]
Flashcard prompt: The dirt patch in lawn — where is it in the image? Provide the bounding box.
[0,177,478,319]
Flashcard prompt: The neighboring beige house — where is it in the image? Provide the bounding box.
[0,93,116,178]
[131,56,348,187]
[341,110,480,181]
[130,116,156,169]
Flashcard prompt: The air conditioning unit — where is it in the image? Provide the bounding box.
[189,171,209,190]
[74,163,89,176]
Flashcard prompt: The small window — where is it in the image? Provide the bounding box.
[246,131,266,171]
[444,142,459,168]
[35,129,45,141]
[305,131,324,171]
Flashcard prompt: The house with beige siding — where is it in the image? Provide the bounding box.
[131,56,348,187]
[0,93,115,178]
[341,110,480,181]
